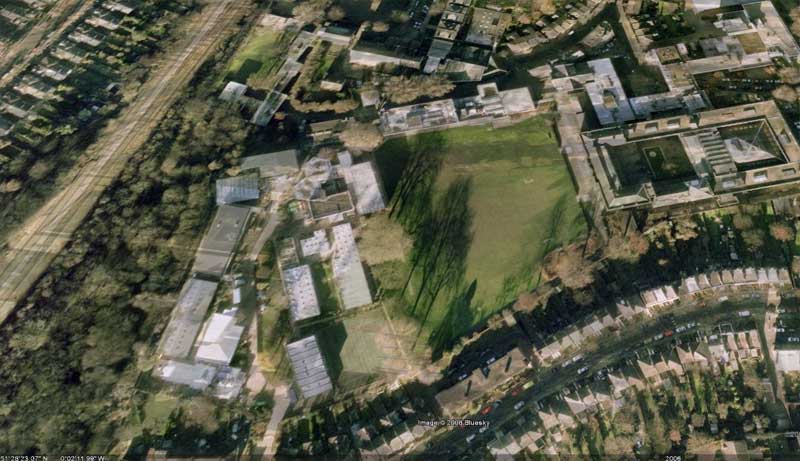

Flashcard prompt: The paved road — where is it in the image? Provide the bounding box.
[0,0,252,323]
[256,384,292,459]
[419,294,772,457]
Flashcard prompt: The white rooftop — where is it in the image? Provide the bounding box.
[284,264,321,322]
[344,162,386,215]
[156,359,216,390]
[215,173,260,205]
[331,223,372,309]
[776,349,800,372]
[219,81,247,102]
[195,309,245,366]
[586,58,636,125]
[300,229,331,258]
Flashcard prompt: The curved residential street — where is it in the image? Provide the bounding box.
[417,290,784,458]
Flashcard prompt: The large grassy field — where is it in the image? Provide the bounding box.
[375,116,586,341]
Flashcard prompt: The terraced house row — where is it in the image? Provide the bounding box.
[0,0,190,190]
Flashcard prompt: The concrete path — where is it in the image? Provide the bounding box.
[247,207,281,261]
[258,384,292,458]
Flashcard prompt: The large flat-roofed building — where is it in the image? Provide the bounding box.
[158,278,219,359]
[286,335,333,398]
[380,99,460,136]
[300,229,331,258]
[380,84,535,137]
[622,1,798,76]
[240,149,300,177]
[215,174,260,205]
[192,205,250,277]
[283,264,321,322]
[584,58,636,126]
[343,162,386,215]
[331,223,372,309]
[582,100,800,211]
[682,2,799,75]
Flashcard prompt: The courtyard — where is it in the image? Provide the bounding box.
[607,135,697,188]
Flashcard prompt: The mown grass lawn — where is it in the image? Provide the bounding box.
[375,116,586,339]
[226,27,292,85]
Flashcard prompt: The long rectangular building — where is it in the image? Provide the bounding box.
[157,278,219,359]
[286,335,333,399]
[192,205,250,277]
[331,223,372,309]
[283,264,321,322]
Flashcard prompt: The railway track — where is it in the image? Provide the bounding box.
[0,0,254,323]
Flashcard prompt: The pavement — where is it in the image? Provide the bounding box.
[0,0,252,324]
[247,205,282,261]
[257,384,292,459]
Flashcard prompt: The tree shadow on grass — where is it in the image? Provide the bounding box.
[227,58,262,83]
[408,177,474,350]
[375,132,446,234]
[429,280,477,361]
[308,261,339,318]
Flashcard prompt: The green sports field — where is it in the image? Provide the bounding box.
[375,116,587,340]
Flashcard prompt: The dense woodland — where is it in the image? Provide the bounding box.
[0,26,252,453]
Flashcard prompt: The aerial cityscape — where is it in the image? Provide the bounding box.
[3,0,800,459]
